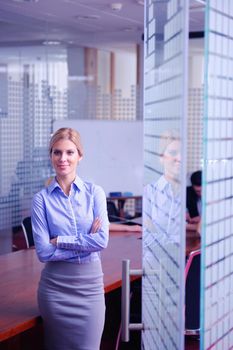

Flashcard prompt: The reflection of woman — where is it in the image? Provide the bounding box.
[31,128,109,350]
[144,131,181,244]
[143,131,182,332]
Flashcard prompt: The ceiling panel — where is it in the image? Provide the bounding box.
[0,0,204,48]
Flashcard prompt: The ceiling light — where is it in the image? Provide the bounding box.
[75,15,100,20]
[42,40,61,46]
[111,3,123,11]
[123,27,135,32]
[12,0,39,2]
[136,0,144,5]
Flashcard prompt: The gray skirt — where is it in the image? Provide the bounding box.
[38,259,105,350]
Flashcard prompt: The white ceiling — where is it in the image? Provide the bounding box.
[0,0,205,49]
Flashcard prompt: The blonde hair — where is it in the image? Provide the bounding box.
[45,176,54,187]
[49,128,83,157]
[159,129,180,156]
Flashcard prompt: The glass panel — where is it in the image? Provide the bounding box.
[201,1,233,348]
[0,43,67,248]
[0,10,141,250]
[143,0,189,349]
[188,38,204,175]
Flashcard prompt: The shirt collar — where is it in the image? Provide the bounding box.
[47,175,84,194]
[156,175,170,192]
[73,176,84,191]
[157,175,181,200]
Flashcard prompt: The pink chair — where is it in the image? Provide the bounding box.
[185,249,201,335]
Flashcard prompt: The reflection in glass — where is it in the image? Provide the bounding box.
[142,0,188,348]
[144,130,181,246]
[143,131,183,349]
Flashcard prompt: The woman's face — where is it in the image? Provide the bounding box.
[50,139,81,179]
[161,140,181,182]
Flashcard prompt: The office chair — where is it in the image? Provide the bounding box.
[107,201,122,222]
[21,216,34,248]
[185,249,201,335]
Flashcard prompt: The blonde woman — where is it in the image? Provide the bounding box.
[31,128,109,350]
[144,130,182,245]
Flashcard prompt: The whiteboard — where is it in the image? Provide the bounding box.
[53,119,143,196]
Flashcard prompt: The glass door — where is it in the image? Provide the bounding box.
[201,1,233,349]
[142,0,189,349]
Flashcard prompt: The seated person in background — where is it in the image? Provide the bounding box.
[196,219,201,236]
[186,219,201,256]
[186,170,202,224]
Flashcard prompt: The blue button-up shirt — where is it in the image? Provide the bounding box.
[31,176,109,263]
[143,175,181,245]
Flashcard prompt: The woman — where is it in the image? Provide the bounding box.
[144,130,182,245]
[143,131,183,333]
[31,127,109,350]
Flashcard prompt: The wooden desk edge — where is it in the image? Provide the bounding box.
[104,275,141,294]
[0,317,42,342]
[0,276,141,342]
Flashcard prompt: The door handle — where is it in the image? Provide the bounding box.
[121,259,144,342]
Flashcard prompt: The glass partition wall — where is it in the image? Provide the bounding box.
[143,0,189,348]
[201,1,233,348]
[0,21,140,251]
[143,1,233,348]
[0,44,68,252]
[0,45,68,243]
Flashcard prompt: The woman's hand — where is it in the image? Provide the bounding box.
[50,237,58,245]
[91,217,102,233]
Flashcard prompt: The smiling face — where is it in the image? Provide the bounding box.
[161,140,181,183]
[50,139,82,180]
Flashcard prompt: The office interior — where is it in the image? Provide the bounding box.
[0,1,232,350]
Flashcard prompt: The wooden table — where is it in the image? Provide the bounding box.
[0,230,142,342]
[186,229,201,256]
[0,227,200,343]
